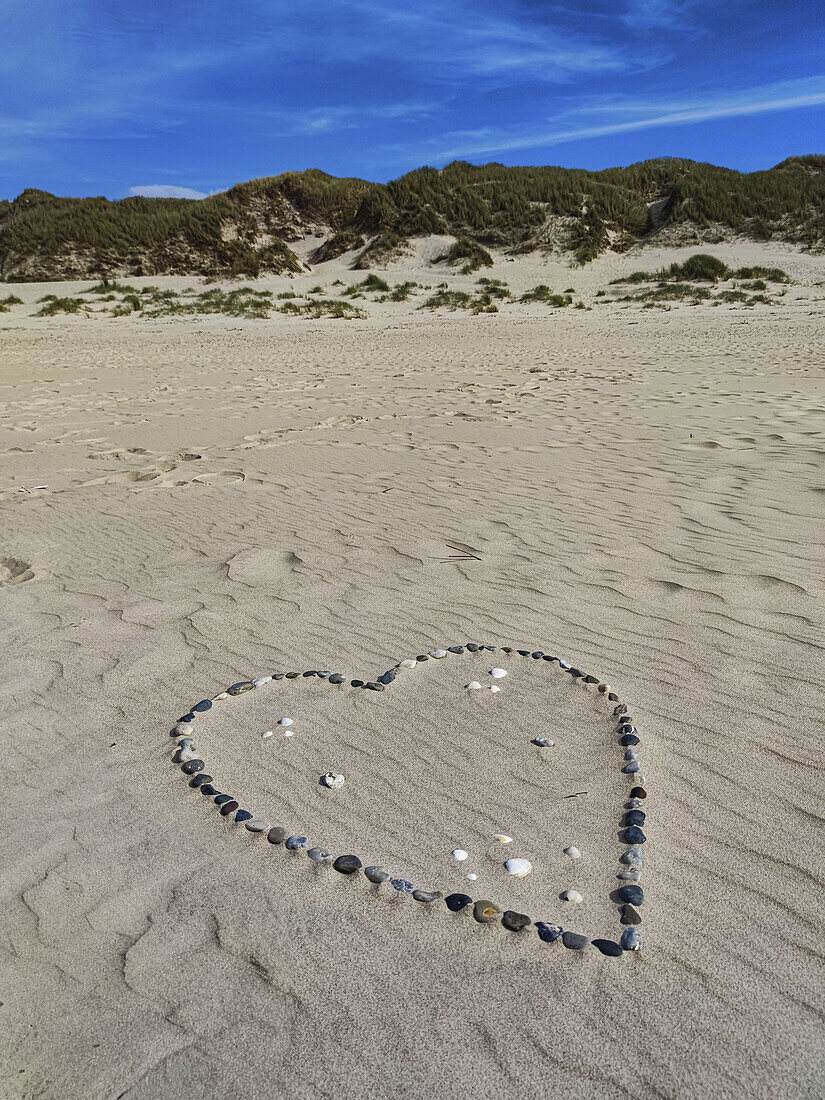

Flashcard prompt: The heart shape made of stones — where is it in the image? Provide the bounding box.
[169,642,647,957]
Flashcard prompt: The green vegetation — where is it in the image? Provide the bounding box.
[0,293,22,311]
[441,236,493,272]
[731,265,790,282]
[476,277,512,299]
[385,281,419,301]
[613,255,790,286]
[36,295,87,316]
[421,290,473,310]
[520,285,573,306]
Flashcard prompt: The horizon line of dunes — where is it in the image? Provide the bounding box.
[1,154,823,281]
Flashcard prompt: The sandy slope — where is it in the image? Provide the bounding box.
[0,245,824,1099]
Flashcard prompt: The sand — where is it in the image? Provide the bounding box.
[1,243,824,1099]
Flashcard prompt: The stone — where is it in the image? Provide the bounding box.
[252,676,272,686]
[227,682,253,696]
[613,704,628,716]
[445,893,473,912]
[584,674,600,684]
[278,717,294,727]
[561,932,589,951]
[621,904,642,925]
[630,786,647,799]
[214,794,234,806]
[625,809,646,828]
[593,938,623,957]
[533,737,554,747]
[466,643,479,652]
[535,922,563,943]
[178,713,196,723]
[490,686,501,693]
[213,691,229,698]
[490,668,507,678]
[199,784,217,796]
[620,928,643,952]
[618,870,641,882]
[285,835,309,849]
[621,847,644,869]
[413,889,442,903]
[333,854,362,875]
[620,734,640,747]
[364,866,390,883]
[174,722,193,735]
[321,772,345,790]
[235,809,252,824]
[624,826,647,845]
[350,679,365,688]
[618,884,644,906]
[378,673,393,685]
[245,818,270,833]
[558,659,571,669]
[448,646,464,654]
[366,682,384,691]
[598,684,610,694]
[473,900,501,923]
[625,748,640,762]
[626,799,643,809]
[564,846,581,859]
[501,911,531,932]
[430,649,447,658]
[493,834,512,844]
[467,873,477,881]
[391,879,414,892]
[531,651,544,659]
[504,858,532,878]
[329,674,345,684]
[285,672,300,679]
[466,681,482,690]
[219,800,239,816]
[189,772,211,787]
[400,659,417,668]
[262,730,274,739]
[517,649,530,656]
[181,759,205,774]
[267,826,288,844]
[567,668,582,678]
[607,692,619,702]
[452,849,469,861]
[561,889,583,904]
[623,761,641,774]
[192,699,212,713]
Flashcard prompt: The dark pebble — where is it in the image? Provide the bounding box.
[630,786,647,799]
[308,847,332,862]
[181,759,205,774]
[593,938,623,957]
[285,835,308,849]
[542,654,556,662]
[466,643,479,652]
[214,794,234,806]
[502,911,531,932]
[621,904,642,925]
[235,809,252,824]
[333,854,362,875]
[413,889,441,904]
[303,670,316,677]
[227,682,253,695]
[219,800,239,816]
[607,692,619,702]
[473,900,501,923]
[329,674,345,684]
[621,733,641,746]
[366,682,384,691]
[192,699,212,712]
[285,672,300,679]
[561,931,589,951]
[501,647,512,654]
[378,673,393,685]
[568,667,582,678]
[350,679,365,688]
[535,922,563,943]
[482,645,496,651]
[179,713,196,724]
[199,784,217,796]
[531,651,544,659]
[614,704,628,717]
[624,826,647,845]
[624,809,646,827]
[416,655,429,662]
[391,878,414,892]
[445,893,473,912]
[517,649,530,656]
[267,826,288,844]
[448,646,464,654]
[364,866,390,884]
[189,773,212,787]
[618,884,644,906]
[584,674,600,684]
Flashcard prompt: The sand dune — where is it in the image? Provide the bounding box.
[0,245,823,1098]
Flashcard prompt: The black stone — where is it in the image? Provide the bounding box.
[364,866,390,884]
[303,670,316,677]
[531,651,544,659]
[378,673,393,684]
[593,938,623,957]
[444,893,473,912]
[624,809,646,828]
[535,922,563,943]
[267,826,288,844]
[517,649,530,656]
[416,655,429,662]
[621,734,641,746]
[567,667,582,678]
[285,835,308,849]
[192,699,212,712]
[181,759,205,774]
[561,931,590,950]
[501,647,512,654]
[542,654,556,662]
[630,786,647,799]
[621,904,642,925]
[200,784,217,797]
[584,674,600,684]
[624,826,647,845]
[481,645,496,651]
[333,854,362,875]
[466,643,479,652]
[413,890,442,904]
[350,679,365,688]
[189,773,212,787]
[618,884,644,906]
[502,911,531,932]
[329,674,345,684]
[214,794,234,806]
[614,704,628,717]
[366,682,384,691]
[235,809,252,824]
[448,646,464,654]
[219,800,239,816]
[608,693,619,702]
[179,713,196,723]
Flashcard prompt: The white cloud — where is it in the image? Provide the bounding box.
[129,185,209,199]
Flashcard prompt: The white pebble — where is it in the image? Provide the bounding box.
[213,692,229,701]
[564,846,581,859]
[562,889,583,904]
[430,649,447,658]
[493,834,512,844]
[400,659,417,668]
[490,685,500,693]
[284,730,294,738]
[252,676,272,686]
[321,772,345,789]
[466,681,482,690]
[504,858,532,878]
[452,849,469,861]
[490,668,507,679]
[467,873,477,881]
[278,717,294,727]
[262,730,274,740]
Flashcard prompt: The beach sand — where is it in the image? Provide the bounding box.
[1,243,823,1098]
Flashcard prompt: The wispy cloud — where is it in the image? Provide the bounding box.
[622,0,690,31]
[404,77,825,162]
[129,185,209,199]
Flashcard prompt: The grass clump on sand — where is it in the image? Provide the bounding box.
[35,295,87,316]
[0,293,23,311]
[85,278,140,294]
[441,236,493,273]
[613,253,730,284]
[632,283,712,303]
[289,298,366,319]
[520,285,573,306]
[386,281,419,301]
[421,290,473,310]
[731,265,789,282]
[476,277,512,299]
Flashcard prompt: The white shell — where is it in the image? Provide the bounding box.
[504,858,532,878]
[562,889,583,903]
[564,846,581,859]
[284,730,294,738]
[261,730,274,740]
[490,668,507,678]
[321,772,345,789]
[252,676,272,686]
[451,849,469,861]
[490,685,500,693]
[493,834,512,844]
[278,717,294,727]
[466,681,482,690]
[558,660,571,669]
[467,873,477,881]
[400,659,417,668]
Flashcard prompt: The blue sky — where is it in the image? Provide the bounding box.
[2,0,824,199]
